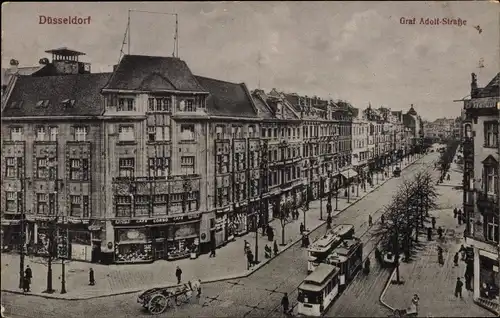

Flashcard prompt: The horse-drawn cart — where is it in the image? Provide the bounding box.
[137,280,200,315]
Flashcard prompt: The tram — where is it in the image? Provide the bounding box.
[307,224,354,273]
[324,237,363,290]
[297,263,340,317]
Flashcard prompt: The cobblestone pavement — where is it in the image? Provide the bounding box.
[381,177,493,317]
[1,154,433,318]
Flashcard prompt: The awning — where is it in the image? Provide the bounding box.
[340,169,358,179]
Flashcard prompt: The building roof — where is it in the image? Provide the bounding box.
[45,47,86,56]
[2,73,112,117]
[104,55,207,92]
[251,91,275,119]
[304,264,337,285]
[1,66,47,86]
[477,72,500,98]
[194,75,257,118]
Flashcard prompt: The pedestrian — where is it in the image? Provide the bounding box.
[459,245,466,260]
[300,222,305,234]
[209,244,216,258]
[455,277,463,298]
[22,276,30,293]
[368,215,373,227]
[197,279,202,298]
[244,240,250,255]
[453,252,459,267]
[273,240,279,256]
[281,292,290,314]
[380,214,385,225]
[247,250,254,269]
[175,266,182,284]
[431,217,436,229]
[453,208,457,219]
[265,244,272,258]
[89,268,95,286]
[25,265,32,287]
[458,213,462,225]
[326,215,332,230]
[427,227,432,241]
[437,226,443,239]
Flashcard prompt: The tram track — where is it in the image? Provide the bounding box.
[262,156,437,317]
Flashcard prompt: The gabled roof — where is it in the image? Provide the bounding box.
[194,75,257,118]
[104,55,206,92]
[2,73,111,117]
[477,72,500,98]
[283,93,302,113]
[251,90,275,119]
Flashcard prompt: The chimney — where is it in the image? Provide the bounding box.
[470,72,478,98]
[9,59,19,73]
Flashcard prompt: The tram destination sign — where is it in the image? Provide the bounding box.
[464,97,499,109]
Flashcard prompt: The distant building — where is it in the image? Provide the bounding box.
[462,72,500,313]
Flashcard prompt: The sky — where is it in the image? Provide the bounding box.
[1,1,498,121]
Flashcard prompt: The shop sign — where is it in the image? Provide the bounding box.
[187,213,200,220]
[153,218,169,224]
[114,219,131,225]
[464,97,499,109]
[113,214,202,226]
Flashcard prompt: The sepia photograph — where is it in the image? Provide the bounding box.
[0,1,499,317]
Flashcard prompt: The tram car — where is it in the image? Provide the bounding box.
[297,264,340,317]
[324,238,363,290]
[307,224,354,273]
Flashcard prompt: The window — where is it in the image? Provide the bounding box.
[185,100,195,112]
[49,127,58,141]
[185,191,199,212]
[118,126,134,142]
[485,215,499,243]
[10,127,23,141]
[48,158,57,180]
[216,154,230,174]
[36,100,50,108]
[248,125,255,138]
[36,126,46,141]
[82,196,90,217]
[70,195,81,216]
[484,122,498,148]
[36,193,48,214]
[5,158,17,178]
[117,97,135,111]
[6,192,16,211]
[70,159,89,181]
[180,125,195,141]
[119,158,135,178]
[235,153,246,171]
[215,125,225,140]
[36,158,48,179]
[216,186,230,207]
[48,193,55,215]
[181,156,195,175]
[148,126,170,142]
[74,126,88,142]
[148,97,172,112]
[116,196,132,217]
[485,165,498,195]
[148,157,170,178]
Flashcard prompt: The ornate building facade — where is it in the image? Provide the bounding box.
[462,72,500,313]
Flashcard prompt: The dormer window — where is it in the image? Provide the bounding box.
[248,125,255,138]
[215,125,225,140]
[36,100,50,108]
[117,97,135,111]
[62,99,75,108]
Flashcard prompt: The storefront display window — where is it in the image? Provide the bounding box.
[166,223,199,260]
[69,230,91,245]
[115,228,152,263]
[479,255,499,300]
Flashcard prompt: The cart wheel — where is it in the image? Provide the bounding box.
[148,294,168,315]
[175,294,187,306]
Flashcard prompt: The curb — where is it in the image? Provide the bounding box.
[1,158,420,301]
[379,267,397,312]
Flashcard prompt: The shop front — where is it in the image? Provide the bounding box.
[231,205,248,237]
[166,219,200,260]
[1,219,21,252]
[213,214,227,248]
[478,252,499,301]
[114,226,153,263]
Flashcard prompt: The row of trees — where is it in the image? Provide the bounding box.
[438,139,460,180]
[375,170,438,283]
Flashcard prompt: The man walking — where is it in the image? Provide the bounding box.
[431,217,436,229]
[368,215,373,227]
[24,265,32,291]
[455,277,464,298]
[281,292,290,314]
[175,266,182,285]
[89,268,95,286]
[326,214,332,230]
[300,222,305,234]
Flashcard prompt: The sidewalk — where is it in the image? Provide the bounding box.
[380,187,493,317]
[1,157,419,300]
[438,151,462,188]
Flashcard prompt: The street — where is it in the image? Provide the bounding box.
[1,153,437,318]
